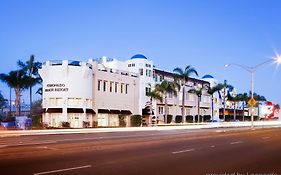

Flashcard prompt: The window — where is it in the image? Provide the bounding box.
[86,99,92,108]
[214,97,217,104]
[115,82,118,93]
[159,75,164,82]
[103,81,107,92]
[148,70,152,77]
[145,64,151,68]
[185,108,191,115]
[49,98,56,106]
[57,98,63,106]
[154,75,158,82]
[139,68,143,76]
[68,98,81,106]
[188,93,194,101]
[68,98,75,106]
[145,87,151,96]
[75,98,82,105]
[132,63,135,67]
[125,84,129,94]
[158,106,164,115]
[146,69,151,77]
[110,81,114,92]
[121,83,124,93]
[98,80,102,91]
[168,92,173,99]
[128,64,131,67]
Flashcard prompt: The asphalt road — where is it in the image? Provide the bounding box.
[0,127,281,175]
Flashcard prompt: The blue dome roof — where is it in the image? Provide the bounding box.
[131,54,147,59]
[202,74,214,79]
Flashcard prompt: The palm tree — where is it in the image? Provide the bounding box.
[227,93,241,121]
[0,70,29,116]
[221,80,233,121]
[146,88,162,125]
[173,66,198,123]
[18,55,42,116]
[207,83,224,120]
[236,93,248,121]
[154,80,179,123]
[188,85,206,123]
[0,91,7,114]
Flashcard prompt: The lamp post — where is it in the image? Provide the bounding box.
[225,54,281,128]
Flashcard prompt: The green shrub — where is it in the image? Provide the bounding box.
[92,121,98,128]
[203,115,211,122]
[167,115,173,123]
[61,121,70,128]
[175,115,182,123]
[32,115,42,128]
[185,115,193,123]
[83,121,90,128]
[194,115,203,122]
[119,115,127,127]
[130,115,142,127]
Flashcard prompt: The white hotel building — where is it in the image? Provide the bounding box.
[39,54,213,128]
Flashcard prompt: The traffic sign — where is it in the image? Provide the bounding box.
[247,98,256,107]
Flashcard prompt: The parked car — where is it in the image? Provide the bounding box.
[207,120,218,122]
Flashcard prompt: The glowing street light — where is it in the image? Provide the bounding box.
[225,55,281,129]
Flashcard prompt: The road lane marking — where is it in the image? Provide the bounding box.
[230,141,244,145]
[262,137,270,140]
[33,165,92,175]
[0,141,57,148]
[172,148,195,154]
[210,145,215,148]
[0,145,7,148]
[215,130,226,133]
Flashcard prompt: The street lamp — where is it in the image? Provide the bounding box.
[225,54,281,128]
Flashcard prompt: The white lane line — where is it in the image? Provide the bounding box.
[0,141,57,148]
[0,145,7,148]
[172,148,195,154]
[210,145,215,148]
[230,141,244,145]
[33,165,92,175]
[262,137,270,140]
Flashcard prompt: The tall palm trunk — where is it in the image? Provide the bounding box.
[15,88,21,116]
[164,95,168,123]
[197,96,200,123]
[211,95,214,121]
[29,86,32,117]
[242,101,245,121]
[223,88,226,121]
[233,102,236,120]
[182,85,185,123]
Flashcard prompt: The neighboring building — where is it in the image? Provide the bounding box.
[38,54,212,128]
[154,69,211,123]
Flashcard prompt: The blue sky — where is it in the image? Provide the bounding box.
[0,0,281,104]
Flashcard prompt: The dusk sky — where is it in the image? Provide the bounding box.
[0,0,281,104]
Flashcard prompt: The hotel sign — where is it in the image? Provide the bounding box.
[45,84,68,92]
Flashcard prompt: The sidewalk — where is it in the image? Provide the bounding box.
[1,121,281,137]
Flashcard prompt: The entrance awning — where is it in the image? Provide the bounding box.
[121,110,132,115]
[46,108,63,113]
[98,109,110,113]
[86,109,96,114]
[67,108,84,113]
[110,110,121,114]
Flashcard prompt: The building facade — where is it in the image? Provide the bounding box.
[39,54,213,128]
